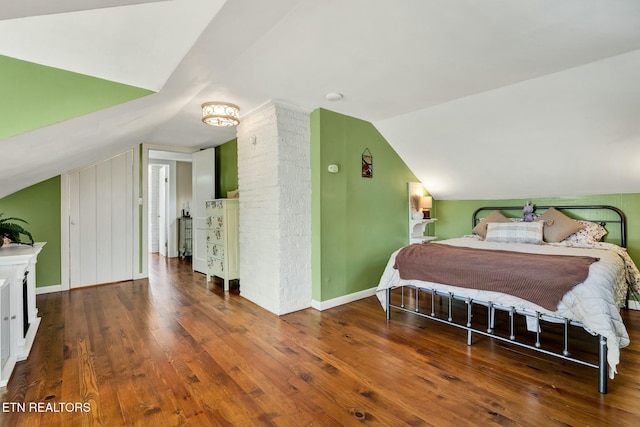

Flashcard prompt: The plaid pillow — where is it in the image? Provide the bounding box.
[485,221,544,244]
[471,210,512,238]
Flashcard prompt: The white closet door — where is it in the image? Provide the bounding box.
[191,148,216,274]
[69,150,134,288]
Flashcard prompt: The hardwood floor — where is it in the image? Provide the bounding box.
[2,254,640,426]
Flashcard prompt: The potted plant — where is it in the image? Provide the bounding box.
[0,213,34,247]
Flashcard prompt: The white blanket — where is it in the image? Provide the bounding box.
[376,237,632,377]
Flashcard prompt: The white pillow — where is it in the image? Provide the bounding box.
[485,221,544,244]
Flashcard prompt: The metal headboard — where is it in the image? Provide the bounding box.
[472,205,627,248]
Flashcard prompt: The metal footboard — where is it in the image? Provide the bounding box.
[386,286,608,394]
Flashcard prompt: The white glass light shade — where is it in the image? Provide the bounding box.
[201,102,240,127]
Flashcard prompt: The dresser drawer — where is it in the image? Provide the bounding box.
[205,200,224,215]
[213,215,224,229]
[207,228,224,244]
[205,215,224,229]
[207,257,225,276]
[209,244,224,258]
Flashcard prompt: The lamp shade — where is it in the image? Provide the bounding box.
[420,196,433,209]
[201,102,240,127]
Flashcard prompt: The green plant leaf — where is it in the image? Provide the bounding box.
[0,215,34,244]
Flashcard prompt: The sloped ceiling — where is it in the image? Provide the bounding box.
[1,0,639,200]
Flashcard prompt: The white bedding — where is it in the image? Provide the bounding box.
[376,237,633,377]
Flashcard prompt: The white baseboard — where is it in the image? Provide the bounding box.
[311,286,378,311]
[36,284,63,295]
[627,299,640,310]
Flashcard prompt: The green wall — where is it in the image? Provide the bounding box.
[0,55,153,139]
[311,109,418,302]
[435,194,640,267]
[0,177,61,287]
[216,138,239,198]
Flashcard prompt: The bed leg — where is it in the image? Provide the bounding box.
[431,290,436,317]
[467,299,473,345]
[509,308,515,340]
[563,318,570,357]
[599,335,608,394]
[386,288,391,320]
[487,302,493,333]
[535,312,541,349]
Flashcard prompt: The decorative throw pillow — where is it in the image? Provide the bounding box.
[485,221,544,244]
[471,211,511,238]
[534,208,585,243]
[563,220,608,244]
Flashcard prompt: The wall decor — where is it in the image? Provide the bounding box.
[362,148,373,178]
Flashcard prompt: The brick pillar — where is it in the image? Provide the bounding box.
[237,102,311,315]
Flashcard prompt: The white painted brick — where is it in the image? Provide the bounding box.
[237,102,311,315]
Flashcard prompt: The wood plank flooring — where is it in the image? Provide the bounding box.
[2,254,640,426]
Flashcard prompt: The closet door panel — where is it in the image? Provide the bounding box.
[69,150,134,288]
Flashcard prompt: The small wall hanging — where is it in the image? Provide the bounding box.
[362,148,373,178]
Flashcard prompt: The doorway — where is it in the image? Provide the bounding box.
[147,151,193,262]
[148,164,169,256]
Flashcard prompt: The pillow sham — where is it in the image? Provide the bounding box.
[563,220,607,244]
[471,210,511,238]
[534,207,585,243]
[485,221,544,244]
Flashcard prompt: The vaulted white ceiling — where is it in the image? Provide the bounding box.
[1,0,639,200]
[0,0,225,91]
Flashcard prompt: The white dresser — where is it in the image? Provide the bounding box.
[205,200,239,291]
[0,242,44,387]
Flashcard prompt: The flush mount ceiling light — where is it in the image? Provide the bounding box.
[201,102,240,127]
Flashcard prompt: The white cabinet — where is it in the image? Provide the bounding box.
[0,272,15,387]
[205,200,239,291]
[409,219,438,244]
[0,242,44,387]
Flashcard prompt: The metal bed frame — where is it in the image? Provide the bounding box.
[385,205,627,394]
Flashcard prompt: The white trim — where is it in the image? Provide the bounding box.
[36,284,63,295]
[60,173,70,291]
[148,159,180,258]
[139,144,149,279]
[140,144,200,279]
[311,287,378,311]
[144,143,199,155]
[133,145,145,280]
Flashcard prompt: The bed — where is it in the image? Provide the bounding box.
[376,205,640,394]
